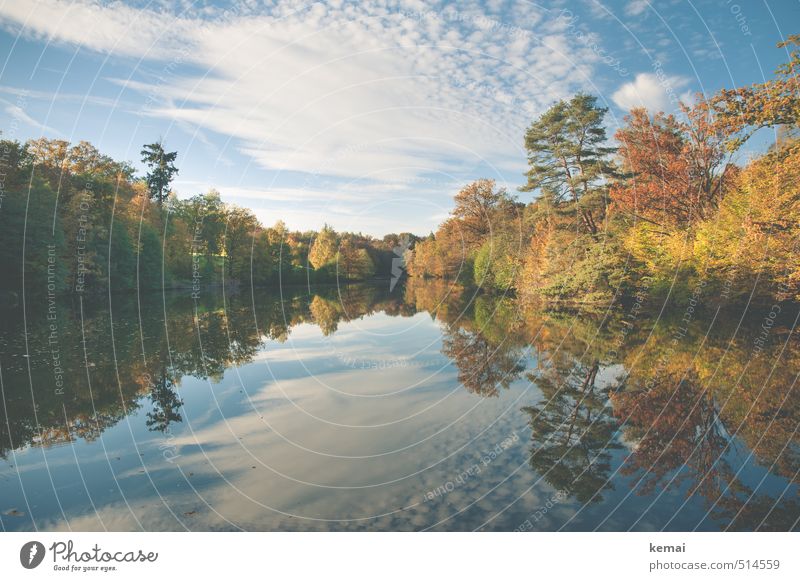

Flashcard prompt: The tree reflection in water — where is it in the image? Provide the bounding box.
[0,284,407,457]
[1,279,798,530]
[145,369,184,433]
[523,360,621,504]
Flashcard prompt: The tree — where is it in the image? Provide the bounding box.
[308,224,338,270]
[521,93,616,235]
[611,105,734,227]
[107,217,137,292]
[338,238,375,280]
[140,141,178,206]
[136,224,164,289]
[68,140,134,182]
[224,206,259,280]
[249,230,275,287]
[710,35,800,150]
[26,137,69,190]
[473,236,518,291]
[692,140,800,301]
[286,231,310,274]
[0,175,65,295]
[524,359,621,503]
[450,179,515,249]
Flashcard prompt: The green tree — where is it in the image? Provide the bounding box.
[140,141,178,206]
[338,238,375,280]
[136,224,164,289]
[473,236,518,291]
[107,217,137,292]
[521,93,615,235]
[224,206,259,280]
[0,178,65,295]
[249,230,275,287]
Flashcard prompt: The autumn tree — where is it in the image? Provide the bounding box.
[611,105,734,227]
[450,179,517,248]
[308,224,338,270]
[68,140,134,182]
[710,34,800,150]
[692,140,800,301]
[26,137,69,191]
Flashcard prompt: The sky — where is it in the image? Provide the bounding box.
[0,0,797,236]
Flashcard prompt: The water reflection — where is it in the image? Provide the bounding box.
[0,284,403,457]
[523,359,621,505]
[0,279,798,530]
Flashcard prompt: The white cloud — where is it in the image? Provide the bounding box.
[0,1,613,234]
[0,2,599,170]
[0,0,191,58]
[3,102,62,136]
[625,0,649,17]
[611,72,691,114]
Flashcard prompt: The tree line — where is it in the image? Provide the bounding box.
[1,36,797,306]
[406,36,800,306]
[0,138,417,300]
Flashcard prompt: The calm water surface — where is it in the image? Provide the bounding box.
[1,280,798,531]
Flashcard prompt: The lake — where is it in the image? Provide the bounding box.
[1,280,798,531]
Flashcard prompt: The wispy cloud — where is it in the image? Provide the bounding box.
[0,0,192,58]
[0,85,131,109]
[625,1,649,17]
[0,1,601,188]
[2,101,62,136]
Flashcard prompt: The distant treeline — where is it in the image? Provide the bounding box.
[0,137,418,300]
[406,35,800,306]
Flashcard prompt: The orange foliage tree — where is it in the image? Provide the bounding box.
[611,104,735,228]
[710,35,800,150]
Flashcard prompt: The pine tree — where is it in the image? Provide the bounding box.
[521,93,616,235]
[140,141,178,206]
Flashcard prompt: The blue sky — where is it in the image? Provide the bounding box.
[0,0,797,236]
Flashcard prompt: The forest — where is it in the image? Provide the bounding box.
[1,36,798,308]
[407,36,800,307]
[0,138,417,299]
